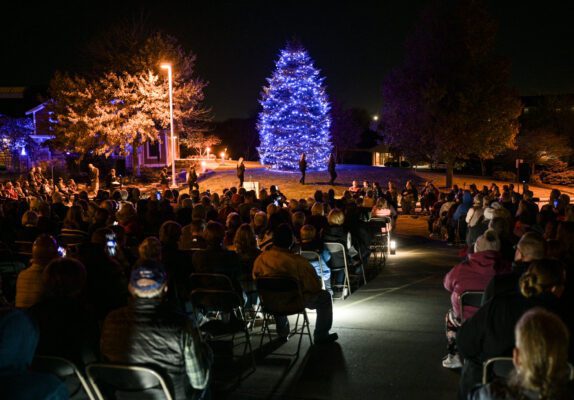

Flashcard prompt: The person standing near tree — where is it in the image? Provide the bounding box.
[299,153,307,185]
[187,165,199,192]
[328,153,337,185]
[88,163,99,195]
[237,157,245,188]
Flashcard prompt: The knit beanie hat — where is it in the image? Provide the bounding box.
[474,229,501,253]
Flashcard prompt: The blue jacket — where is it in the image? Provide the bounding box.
[453,192,473,221]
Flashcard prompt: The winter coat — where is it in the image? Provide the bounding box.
[101,298,209,399]
[443,250,511,320]
[453,192,473,221]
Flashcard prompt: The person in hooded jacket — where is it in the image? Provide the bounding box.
[442,230,511,369]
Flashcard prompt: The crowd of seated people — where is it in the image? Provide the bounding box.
[0,174,406,399]
[435,181,574,398]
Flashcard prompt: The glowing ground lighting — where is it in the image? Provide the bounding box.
[257,42,332,171]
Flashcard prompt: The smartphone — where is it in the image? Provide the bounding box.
[155,191,161,201]
[554,200,559,208]
[57,246,67,257]
[274,199,280,206]
[113,221,119,226]
[105,233,117,256]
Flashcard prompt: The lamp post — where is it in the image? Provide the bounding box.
[161,63,176,188]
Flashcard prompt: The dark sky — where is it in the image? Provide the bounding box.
[2,1,574,120]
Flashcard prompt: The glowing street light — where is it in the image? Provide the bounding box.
[160,63,176,188]
[220,151,225,161]
[372,115,379,121]
[206,147,211,159]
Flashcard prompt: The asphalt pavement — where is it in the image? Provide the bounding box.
[219,215,462,400]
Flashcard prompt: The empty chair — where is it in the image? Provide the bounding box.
[368,217,390,269]
[86,363,173,400]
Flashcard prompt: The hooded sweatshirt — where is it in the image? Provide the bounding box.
[444,250,511,320]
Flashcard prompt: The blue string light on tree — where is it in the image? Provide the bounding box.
[257,42,332,171]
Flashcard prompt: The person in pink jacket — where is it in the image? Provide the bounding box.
[441,229,511,369]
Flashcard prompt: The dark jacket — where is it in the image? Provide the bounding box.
[28,296,99,368]
[457,292,567,399]
[192,247,243,294]
[322,225,349,269]
[101,298,196,399]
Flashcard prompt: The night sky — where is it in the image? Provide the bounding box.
[2,1,574,120]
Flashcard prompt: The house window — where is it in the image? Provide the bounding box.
[148,142,160,158]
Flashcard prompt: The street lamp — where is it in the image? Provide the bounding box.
[161,63,176,188]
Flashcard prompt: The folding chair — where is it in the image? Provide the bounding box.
[189,273,255,372]
[256,276,313,358]
[32,356,95,400]
[324,242,352,299]
[300,251,325,290]
[14,240,34,257]
[368,217,390,268]
[86,363,174,400]
[458,291,484,323]
[349,232,368,286]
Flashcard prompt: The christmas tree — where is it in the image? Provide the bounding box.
[257,42,332,170]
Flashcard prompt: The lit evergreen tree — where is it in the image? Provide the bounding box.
[257,43,332,170]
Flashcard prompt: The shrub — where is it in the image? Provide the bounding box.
[540,169,574,186]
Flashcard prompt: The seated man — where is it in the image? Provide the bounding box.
[101,266,212,400]
[253,223,338,344]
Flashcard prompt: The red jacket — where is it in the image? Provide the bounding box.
[444,250,510,320]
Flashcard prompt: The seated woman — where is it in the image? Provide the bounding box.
[470,308,573,400]
[457,259,569,398]
[29,258,99,368]
[371,197,398,231]
[300,225,331,294]
[322,208,359,295]
[233,224,261,308]
[442,230,511,369]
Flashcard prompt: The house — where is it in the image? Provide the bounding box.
[25,102,55,162]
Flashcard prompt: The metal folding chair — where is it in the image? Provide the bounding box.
[32,356,95,400]
[458,291,484,323]
[368,217,390,268]
[324,242,352,299]
[256,276,313,358]
[86,363,173,400]
[189,273,256,372]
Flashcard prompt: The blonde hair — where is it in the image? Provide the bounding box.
[311,202,324,216]
[300,224,316,242]
[328,208,345,226]
[510,308,570,398]
[519,259,565,298]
